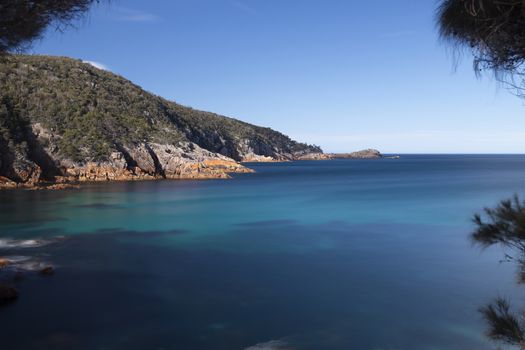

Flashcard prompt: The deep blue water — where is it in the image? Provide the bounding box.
[1,155,525,349]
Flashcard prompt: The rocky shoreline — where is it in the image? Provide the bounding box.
[0,148,385,190]
[0,127,256,190]
[0,154,254,190]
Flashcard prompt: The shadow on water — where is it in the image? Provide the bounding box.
[472,195,525,350]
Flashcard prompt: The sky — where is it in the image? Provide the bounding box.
[31,0,525,153]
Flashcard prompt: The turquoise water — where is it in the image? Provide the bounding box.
[1,155,524,349]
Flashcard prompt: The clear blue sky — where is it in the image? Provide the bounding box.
[31,0,525,153]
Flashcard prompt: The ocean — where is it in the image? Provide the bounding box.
[1,155,524,349]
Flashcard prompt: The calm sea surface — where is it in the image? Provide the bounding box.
[1,155,525,349]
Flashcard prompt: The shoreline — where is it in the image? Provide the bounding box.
[0,160,255,191]
[0,150,385,191]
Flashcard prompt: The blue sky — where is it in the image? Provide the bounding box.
[31,0,525,153]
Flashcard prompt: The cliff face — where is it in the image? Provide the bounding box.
[0,123,253,189]
[0,55,321,188]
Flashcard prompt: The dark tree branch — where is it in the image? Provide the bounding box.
[0,0,98,53]
[480,297,525,348]
[437,0,525,96]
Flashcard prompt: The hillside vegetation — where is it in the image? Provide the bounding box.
[0,55,321,186]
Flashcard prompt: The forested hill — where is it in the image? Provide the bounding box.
[0,55,321,187]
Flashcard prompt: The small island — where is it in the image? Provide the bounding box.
[296,149,383,160]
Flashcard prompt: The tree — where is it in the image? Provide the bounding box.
[437,0,525,95]
[438,3,525,346]
[473,195,525,349]
[479,298,525,349]
[473,195,525,255]
[0,0,97,53]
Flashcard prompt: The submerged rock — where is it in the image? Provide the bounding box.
[0,285,18,304]
[13,272,24,282]
[39,266,54,276]
[0,258,9,268]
